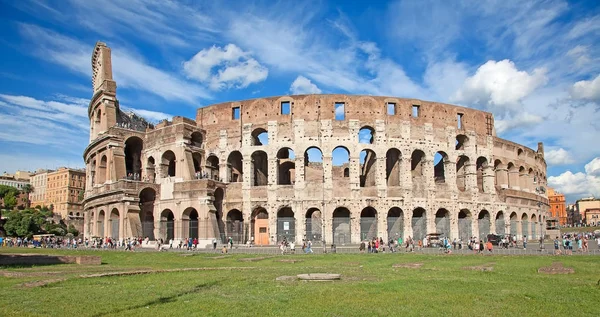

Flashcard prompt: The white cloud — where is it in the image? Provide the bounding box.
[570,74,600,102]
[566,45,591,68]
[122,107,173,123]
[453,60,547,112]
[494,112,544,134]
[545,148,575,165]
[549,157,600,198]
[290,76,322,94]
[183,44,268,90]
[18,24,211,104]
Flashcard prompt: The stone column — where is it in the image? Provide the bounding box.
[519,172,528,192]
[508,169,520,190]
[483,166,495,193]
[496,167,509,189]
[219,162,228,182]
[466,162,477,193]
[516,220,523,240]
[445,160,457,191]
[83,211,90,238]
[400,156,412,190]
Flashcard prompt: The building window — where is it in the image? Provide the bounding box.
[457,113,463,129]
[232,106,240,120]
[387,102,396,115]
[412,105,420,117]
[335,102,345,120]
[281,101,291,115]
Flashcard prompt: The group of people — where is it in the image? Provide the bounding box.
[553,233,597,255]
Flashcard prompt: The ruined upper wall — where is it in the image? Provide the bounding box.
[196,94,495,148]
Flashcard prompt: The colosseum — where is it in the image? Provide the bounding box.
[82,42,549,247]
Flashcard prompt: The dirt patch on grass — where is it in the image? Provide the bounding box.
[19,278,66,288]
[463,264,494,272]
[538,262,574,274]
[279,259,303,263]
[392,262,423,269]
[207,255,231,259]
[239,256,274,262]
[80,267,254,278]
[275,275,298,281]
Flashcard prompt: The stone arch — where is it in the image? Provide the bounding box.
[160,209,175,241]
[139,187,156,239]
[387,207,404,240]
[206,155,219,180]
[531,213,538,238]
[251,207,269,245]
[332,146,350,179]
[161,150,176,177]
[507,162,518,188]
[277,207,295,243]
[124,136,143,178]
[97,210,105,237]
[227,151,243,182]
[456,134,469,150]
[495,211,506,235]
[98,155,107,184]
[305,208,322,241]
[251,127,268,146]
[435,208,450,238]
[109,208,120,239]
[494,159,506,189]
[434,151,450,184]
[478,210,490,241]
[277,148,295,185]
[458,209,472,241]
[456,155,470,191]
[509,212,518,237]
[359,149,377,187]
[411,207,427,241]
[190,131,203,148]
[476,157,488,193]
[226,209,244,244]
[146,157,156,182]
[358,126,375,144]
[332,207,351,245]
[304,146,323,182]
[521,212,529,239]
[386,148,402,186]
[214,188,225,241]
[251,150,268,186]
[192,152,202,175]
[411,150,425,178]
[182,207,199,239]
[360,207,377,240]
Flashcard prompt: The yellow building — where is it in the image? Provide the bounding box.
[46,168,86,218]
[30,169,53,208]
[576,197,600,225]
[547,187,567,226]
[585,208,600,226]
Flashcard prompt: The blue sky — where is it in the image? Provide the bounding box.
[0,0,599,203]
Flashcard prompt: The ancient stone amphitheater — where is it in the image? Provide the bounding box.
[83,42,549,246]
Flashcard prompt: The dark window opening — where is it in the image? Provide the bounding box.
[281,101,290,115]
[387,103,396,115]
[232,107,240,120]
[412,105,420,117]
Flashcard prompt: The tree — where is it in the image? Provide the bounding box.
[21,184,33,209]
[68,224,80,237]
[3,192,17,210]
[4,208,52,238]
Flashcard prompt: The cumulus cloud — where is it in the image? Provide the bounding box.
[570,74,600,102]
[545,148,575,165]
[548,157,600,198]
[453,60,548,111]
[494,112,544,134]
[290,76,322,94]
[183,44,268,90]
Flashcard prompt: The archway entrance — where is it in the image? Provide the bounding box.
[411,208,426,241]
[305,208,322,242]
[214,188,225,242]
[97,210,105,237]
[478,210,490,241]
[125,137,143,178]
[458,209,471,241]
[139,188,156,239]
[360,207,377,241]
[277,207,295,243]
[531,214,537,239]
[521,214,529,239]
[387,207,403,240]
[183,208,198,239]
[495,211,505,235]
[435,208,450,238]
[161,209,175,241]
[333,207,351,245]
[510,212,518,237]
[226,209,244,244]
[252,207,269,245]
[110,209,120,239]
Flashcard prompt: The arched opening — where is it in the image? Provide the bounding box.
[358,126,375,144]
[125,137,143,179]
[494,159,505,189]
[214,188,225,242]
[192,152,202,177]
[435,208,450,238]
[251,151,268,186]
[90,159,96,186]
[411,150,425,178]
[456,155,470,192]
[305,208,322,242]
[333,207,351,245]
[226,209,244,244]
[458,209,472,241]
[182,208,199,239]
[190,131,203,148]
[251,128,268,146]
[277,207,295,243]
[95,108,101,123]
[97,210,105,237]
[332,146,350,180]
[206,155,220,181]
[531,214,537,239]
[160,209,175,241]
[478,210,490,241]
[387,207,403,240]
[495,211,505,235]
[161,150,176,177]
[146,157,156,182]
[528,168,534,192]
[98,155,107,184]
[507,163,518,189]
[139,188,156,239]
[517,148,524,158]
[521,213,529,239]
[304,147,323,182]
[277,148,296,185]
[251,207,269,245]
[434,151,449,184]
[476,157,488,193]
[411,207,427,241]
[110,208,120,239]
[519,166,526,190]
[510,212,518,237]
[456,134,469,150]
[360,207,377,240]
[386,148,401,186]
[359,149,376,187]
[227,151,243,182]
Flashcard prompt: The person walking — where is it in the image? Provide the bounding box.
[212,238,217,250]
[523,235,528,250]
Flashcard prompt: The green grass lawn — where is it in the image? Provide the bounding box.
[1,248,599,317]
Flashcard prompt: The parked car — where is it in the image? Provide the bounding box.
[486,234,503,246]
